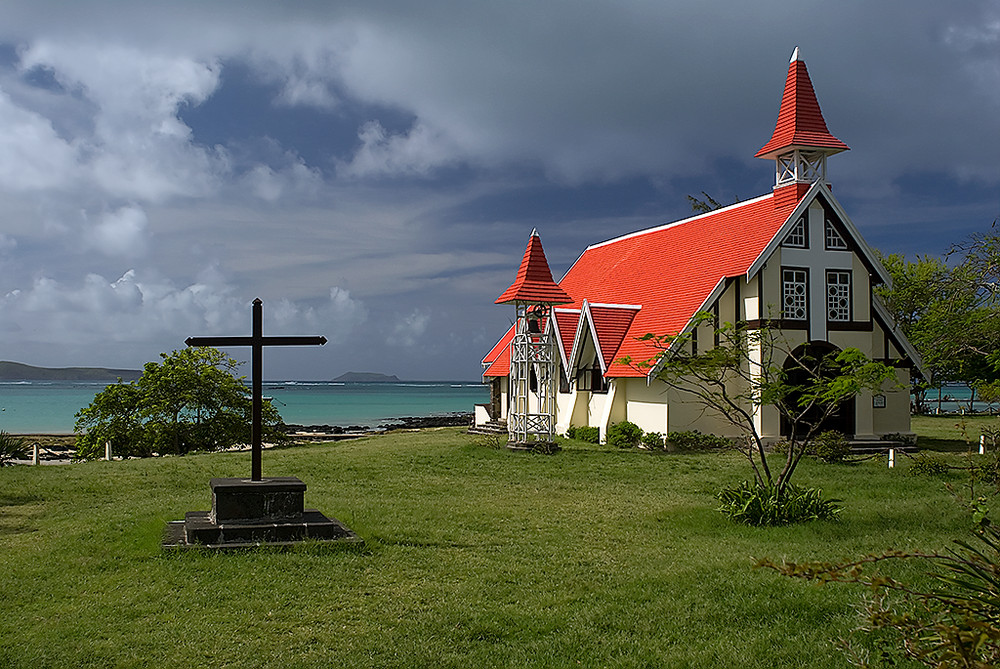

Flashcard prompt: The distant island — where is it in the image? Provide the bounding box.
[332,371,402,383]
[0,361,142,382]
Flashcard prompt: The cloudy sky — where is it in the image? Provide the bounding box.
[0,1,996,381]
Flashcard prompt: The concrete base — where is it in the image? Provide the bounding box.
[163,476,362,549]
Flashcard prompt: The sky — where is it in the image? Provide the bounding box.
[0,1,996,381]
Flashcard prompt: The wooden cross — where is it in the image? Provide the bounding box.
[186,298,326,481]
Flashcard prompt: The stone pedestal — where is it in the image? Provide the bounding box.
[163,476,361,549]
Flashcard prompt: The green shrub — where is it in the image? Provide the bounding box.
[768,439,790,454]
[640,432,666,450]
[882,431,918,446]
[811,430,852,463]
[566,425,600,443]
[908,453,951,477]
[717,480,841,526]
[0,431,29,466]
[667,430,732,452]
[971,452,1000,487]
[606,421,642,449]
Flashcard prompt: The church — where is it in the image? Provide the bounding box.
[476,49,923,445]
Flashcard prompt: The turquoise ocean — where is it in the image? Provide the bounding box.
[0,381,489,434]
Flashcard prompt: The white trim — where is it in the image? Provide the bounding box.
[582,301,607,374]
[746,180,892,286]
[549,308,580,380]
[558,194,774,281]
[586,302,643,310]
[646,277,728,383]
[872,295,928,379]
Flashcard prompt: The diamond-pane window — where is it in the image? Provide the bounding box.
[783,216,807,248]
[827,270,851,321]
[782,268,808,320]
[825,218,848,250]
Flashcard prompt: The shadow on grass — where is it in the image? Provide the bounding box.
[0,492,44,535]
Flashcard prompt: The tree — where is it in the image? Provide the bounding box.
[622,314,896,522]
[74,347,286,459]
[877,234,1000,413]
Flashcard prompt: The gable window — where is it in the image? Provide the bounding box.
[577,358,608,394]
[559,363,571,394]
[782,216,808,248]
[826,270,851,321]
[782,268,808,320]
[825,218,848,250]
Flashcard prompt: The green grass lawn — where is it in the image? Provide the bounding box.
[913,413,1000,451]
[0,426,983,668]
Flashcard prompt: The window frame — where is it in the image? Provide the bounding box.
[824,217,849,251]
[781,267,809,322]
[826,269,852,322]
[782,216,809,249]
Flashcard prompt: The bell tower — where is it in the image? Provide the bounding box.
[756,47,849,194]
[495,229,571,448]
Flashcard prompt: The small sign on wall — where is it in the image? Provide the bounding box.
[873,394,887,409]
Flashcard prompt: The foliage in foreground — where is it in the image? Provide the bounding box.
[0,431,29,466]
[764,515,1000,668]
[74,347,286,460]
[717,480,841,526]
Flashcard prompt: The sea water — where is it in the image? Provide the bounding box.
[0,381,489,434]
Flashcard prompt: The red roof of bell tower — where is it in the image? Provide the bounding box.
[755,48,849,160]
[495,229,572,305]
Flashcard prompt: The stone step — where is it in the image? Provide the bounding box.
[467,420,508,436]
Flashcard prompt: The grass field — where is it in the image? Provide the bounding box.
[0,424,991,668]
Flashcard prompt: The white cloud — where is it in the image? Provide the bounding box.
[87,205,149,257]
[340,120,462,177]
[387,309,429,348]
[0,85,77,191]
[17,41,225,201]
[0,233,16,254]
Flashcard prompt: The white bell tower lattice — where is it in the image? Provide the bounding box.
[494,229,572,447]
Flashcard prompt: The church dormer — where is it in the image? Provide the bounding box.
[756,47,848,190]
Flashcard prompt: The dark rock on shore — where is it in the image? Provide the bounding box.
[283,412,473,435]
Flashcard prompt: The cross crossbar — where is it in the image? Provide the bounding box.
[186,298,326,481]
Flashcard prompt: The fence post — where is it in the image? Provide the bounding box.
[32,442,39,466]
[105,441,112,461]
[981,434,986,455]
[888,448,895,469]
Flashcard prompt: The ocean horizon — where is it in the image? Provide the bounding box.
[0,380,489,434]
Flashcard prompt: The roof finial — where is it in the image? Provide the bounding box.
[789,46,800,63]
[530,227,539,237]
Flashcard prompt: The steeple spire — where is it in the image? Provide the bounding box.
[495,229,572,306]
[756,48,848,189]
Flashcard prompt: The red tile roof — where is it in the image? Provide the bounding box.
[495,229,573,305]
[585,303,641,371]
[755,52,848,159]
[555,193,798,377]
[552,308,582,370]
[484,191,802,379]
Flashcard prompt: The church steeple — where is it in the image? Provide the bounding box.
[756,48,848,191]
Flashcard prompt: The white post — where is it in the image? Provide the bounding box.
[888,448,895,468]
[32,443,39,466]
[105,441,112,461]
[981,435,986,455]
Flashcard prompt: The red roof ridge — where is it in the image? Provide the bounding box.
[586,302,642,310]
[579,193,774,257]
